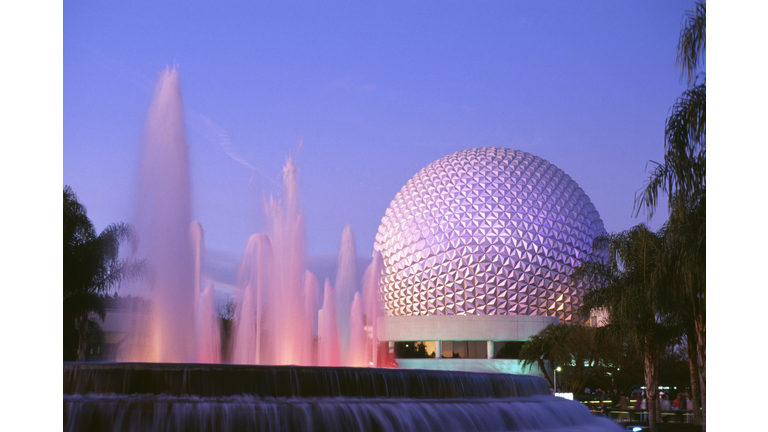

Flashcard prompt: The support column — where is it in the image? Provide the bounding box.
[487,341,494,359]
[435,341,442,359]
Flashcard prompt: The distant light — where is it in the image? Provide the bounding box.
[556,366,562,372]
[369,362,373,366]
[554,392,573,400]
[632,427,643,432]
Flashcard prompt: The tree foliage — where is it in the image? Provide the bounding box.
[633,2,706,428]
[574,224,677,431]
[677,1,706,85]
[636,1,705,219]
[63,186,144,361]
[519,323,646,396]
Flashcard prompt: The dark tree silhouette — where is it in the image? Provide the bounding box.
[63,186,144,361]
[574,225,677,432]
[634,2,706,428]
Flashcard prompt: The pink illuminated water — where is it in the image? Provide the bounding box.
[232,234,273,364]
[335,224,358,360]
[362,251,385,366]
[318,279,342,366]
[262,159,314,365]
[120,67,381,367]
[130,67,196,363]
[347,292,367,367]
[196,283,221,363]
[303,270,321,353]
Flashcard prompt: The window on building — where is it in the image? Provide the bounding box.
[393,341,436,359]
[441,341,487,359]
[493,341,526,359]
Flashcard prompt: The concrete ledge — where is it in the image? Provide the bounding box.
[377,314,558,341]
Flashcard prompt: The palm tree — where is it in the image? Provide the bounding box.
[518,323,570,389]
[636,1,705,218]
[574,224,675,432]
[63,186,143,361]
[656,192,706,425]
[519,323,600,393]
[634,2,706,428]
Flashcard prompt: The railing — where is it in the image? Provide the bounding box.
[599,408,695,424]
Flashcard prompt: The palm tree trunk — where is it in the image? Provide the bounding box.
[643,339,659,432]
[537,358,554,389]
[687,335,702,425]
[76,314,89,361]
[695,314,706,432]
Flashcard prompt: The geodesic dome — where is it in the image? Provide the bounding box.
[374,148,605,322]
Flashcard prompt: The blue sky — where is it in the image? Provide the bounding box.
[64,1,695,285]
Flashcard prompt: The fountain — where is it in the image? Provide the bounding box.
[65,66,622,431]
[129,66,196,363]
[119,67,372,366]
[63,363,621,431]
[335,223,358,360]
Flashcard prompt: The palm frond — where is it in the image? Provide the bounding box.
[677,1,706,84]
[635,83,705,218]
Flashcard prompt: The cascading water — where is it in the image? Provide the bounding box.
[64,363,622,432]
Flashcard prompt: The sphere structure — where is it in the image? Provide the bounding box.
[374,148,605,322]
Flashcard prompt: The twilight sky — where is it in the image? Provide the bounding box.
[64,1,696,287]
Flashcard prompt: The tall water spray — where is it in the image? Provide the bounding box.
[262,158,313,365]
[318,279,341,366]
[334,224,358,360]
[347,292,367,366]
[362,251,385,366]
[303,269,321,360]
[196,283,221,363]
[132,67,196,363]
[233,234,274,364]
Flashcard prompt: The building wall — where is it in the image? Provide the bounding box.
[378,314,557,377]
[377,315,558,341]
